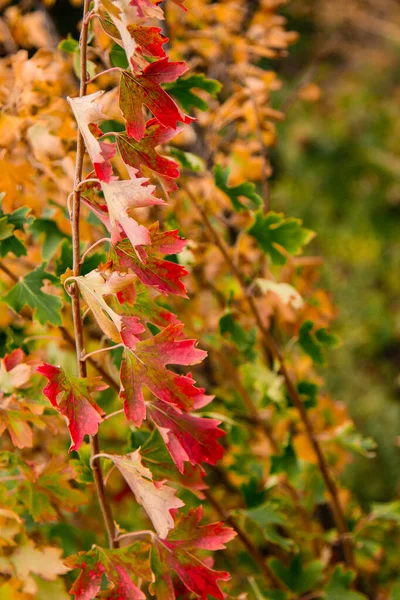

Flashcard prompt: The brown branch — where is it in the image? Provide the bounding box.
[203,489,291,595]
[186,186,355,570]
[70,0,117,550]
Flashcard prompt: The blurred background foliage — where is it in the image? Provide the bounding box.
[271,0,400,504]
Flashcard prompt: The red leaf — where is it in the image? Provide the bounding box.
[117,119,180,180]
[127,25,168,58]
[148,400,225,473]
[66,543,151,600]
[151,507,235,600]
[119,59,190,141]
[111,224,188,297]
[37,364,106,451]
[119,324,208,426]
[99,450,184,537]
[68,92,116,182]
[101,178,164,247]
[130,0,164,20]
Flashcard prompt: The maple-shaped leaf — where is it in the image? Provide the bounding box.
[118,280,182,329]
[111,225,188,297]
[298,320,340,366]
[214,164,262,212]
[23,457,88,522]
[119,58,191,141]
[68,91,116,182]
[0,198,31,258]
[148,400,225,473]
[9,539,70,584]
[130,0,164,20]
[119,323,208,426]
[117,119,180,182]
[66,542,152,600]
[138,429,206,498]
[165,74,221,113]
[71,269,145,346]
[128,25,168,58]
[151,507,235,600]
[2,263,62,326]
[324,566,366,600]
[99,449,184,537]
[37,363,106,451]
[248,211,315,265]
[0,349,31,394]
[101,178,164,246]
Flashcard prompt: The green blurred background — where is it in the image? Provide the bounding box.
[272,0,400,504]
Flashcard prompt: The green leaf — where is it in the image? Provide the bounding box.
[30,218,68,259]
[370,500,400,523]
[0,216,14,241]
[270,438,299,480]
[164,73,222,112]
[2,263,62,325]
[241,476,267,508]
[245,501,295,551]
[248,211,315,265]
[297,380,318,409]
[0,200,31,258]
[334,422,377,458]
[324,566,367,599]
[70,444,94,484]
[58,34,79,54]
[299,320,340,366]
[55,239,106,277]
[109,42,129,68]
[215,165,262,212]
[170,147,205,172]
[240,363,285,408]
[269,555,323,595]
[219,312,256,361]
[391,580,400,600]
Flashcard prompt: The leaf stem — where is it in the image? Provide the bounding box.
[80,237,111,264]
[81,343,124,361]
[70,0,117,550]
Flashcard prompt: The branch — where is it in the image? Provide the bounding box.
[186,185,355,570]
[70,0,117,550]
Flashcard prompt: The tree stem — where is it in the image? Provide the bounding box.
[70,0,117,550]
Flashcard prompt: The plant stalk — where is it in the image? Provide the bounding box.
[70,0,117,550]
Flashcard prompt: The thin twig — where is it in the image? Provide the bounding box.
[204,489,291,594]
[186,185,355,569]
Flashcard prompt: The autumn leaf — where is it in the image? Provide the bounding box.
[138,429,207,497]
[99,449,184,537]
[151,506,235,600]
[112,225,188,297]
[119,323,208,426]
[66,542,152,600]
[37,363,106,451]
[71,269,145,345]
[117,119,181,181]
[148,399,225,473]
[128,25,168,58]
[68,91,116,182]
[101,178,164,247]
[119,58,191,141]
